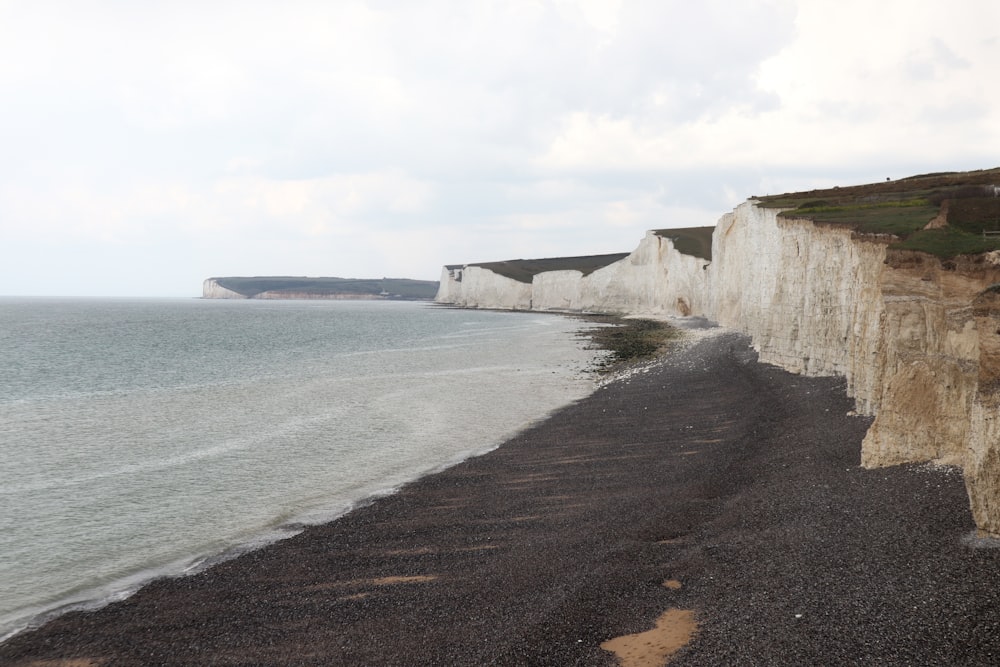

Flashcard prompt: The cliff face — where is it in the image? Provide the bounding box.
[202,279,246,299]
[968,288,1000,533]
[861,252,1000,469]
[711,205,888,396]
[437,231,710,317]
[715,205,1000,533]
[436,199,1000,536]
[567,231,711,316]
[437,266,533,309]
[710,204,1000,471]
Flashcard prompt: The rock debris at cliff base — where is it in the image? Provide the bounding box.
[4,333,1000,666]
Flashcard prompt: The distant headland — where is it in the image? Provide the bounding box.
[202,276,439,300]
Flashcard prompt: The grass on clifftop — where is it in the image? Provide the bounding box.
[470,253,631,284]
[652,226,715,261]
[756,167,1000,258]
[778,199,940,237]
[893,227,1000,257]
[582,317,681,372]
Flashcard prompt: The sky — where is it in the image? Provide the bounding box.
[2,1,999,297]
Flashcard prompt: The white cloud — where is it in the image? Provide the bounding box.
[536,0,1000,176]
[1,0,998,295]
[215,170,434,226]
[2,169,433,250]
[536,112,675,170]
[552,0,622,46]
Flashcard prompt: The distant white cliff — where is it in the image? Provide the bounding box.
[438,230,711,317]
[203,276,439,300]
[202,279,246,299]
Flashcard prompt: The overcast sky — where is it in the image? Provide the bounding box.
[2,0,998,296]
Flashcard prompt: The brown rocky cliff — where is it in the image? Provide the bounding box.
[861,250,1000,468]
[965,286,1000,533]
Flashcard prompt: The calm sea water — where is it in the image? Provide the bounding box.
[0,298,601,641]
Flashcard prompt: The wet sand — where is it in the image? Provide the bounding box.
[4,331,1000,665]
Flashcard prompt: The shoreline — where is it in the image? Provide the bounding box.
[0,304,602,648]
[4,330,1000,664]
[1,377,599,648]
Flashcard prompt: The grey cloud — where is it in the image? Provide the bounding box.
[905,37,972,80]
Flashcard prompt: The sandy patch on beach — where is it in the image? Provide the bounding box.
[382,546,437,556]
[330,576,439,601]
[382,545,499,556]
[305,575,439,593]
[369,576,438,586]
[601,609,697,666]
[340,593,370,601]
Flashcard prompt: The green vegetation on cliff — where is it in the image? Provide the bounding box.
[469,253,630,284]
[653,226,715,261]
[757,167,1000,258]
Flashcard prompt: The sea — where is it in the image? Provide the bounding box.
[0,297,604,642]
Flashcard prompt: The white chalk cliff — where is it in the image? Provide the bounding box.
[439,231,711,316]
[437,200,1000,536]
[202,279,246,299]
